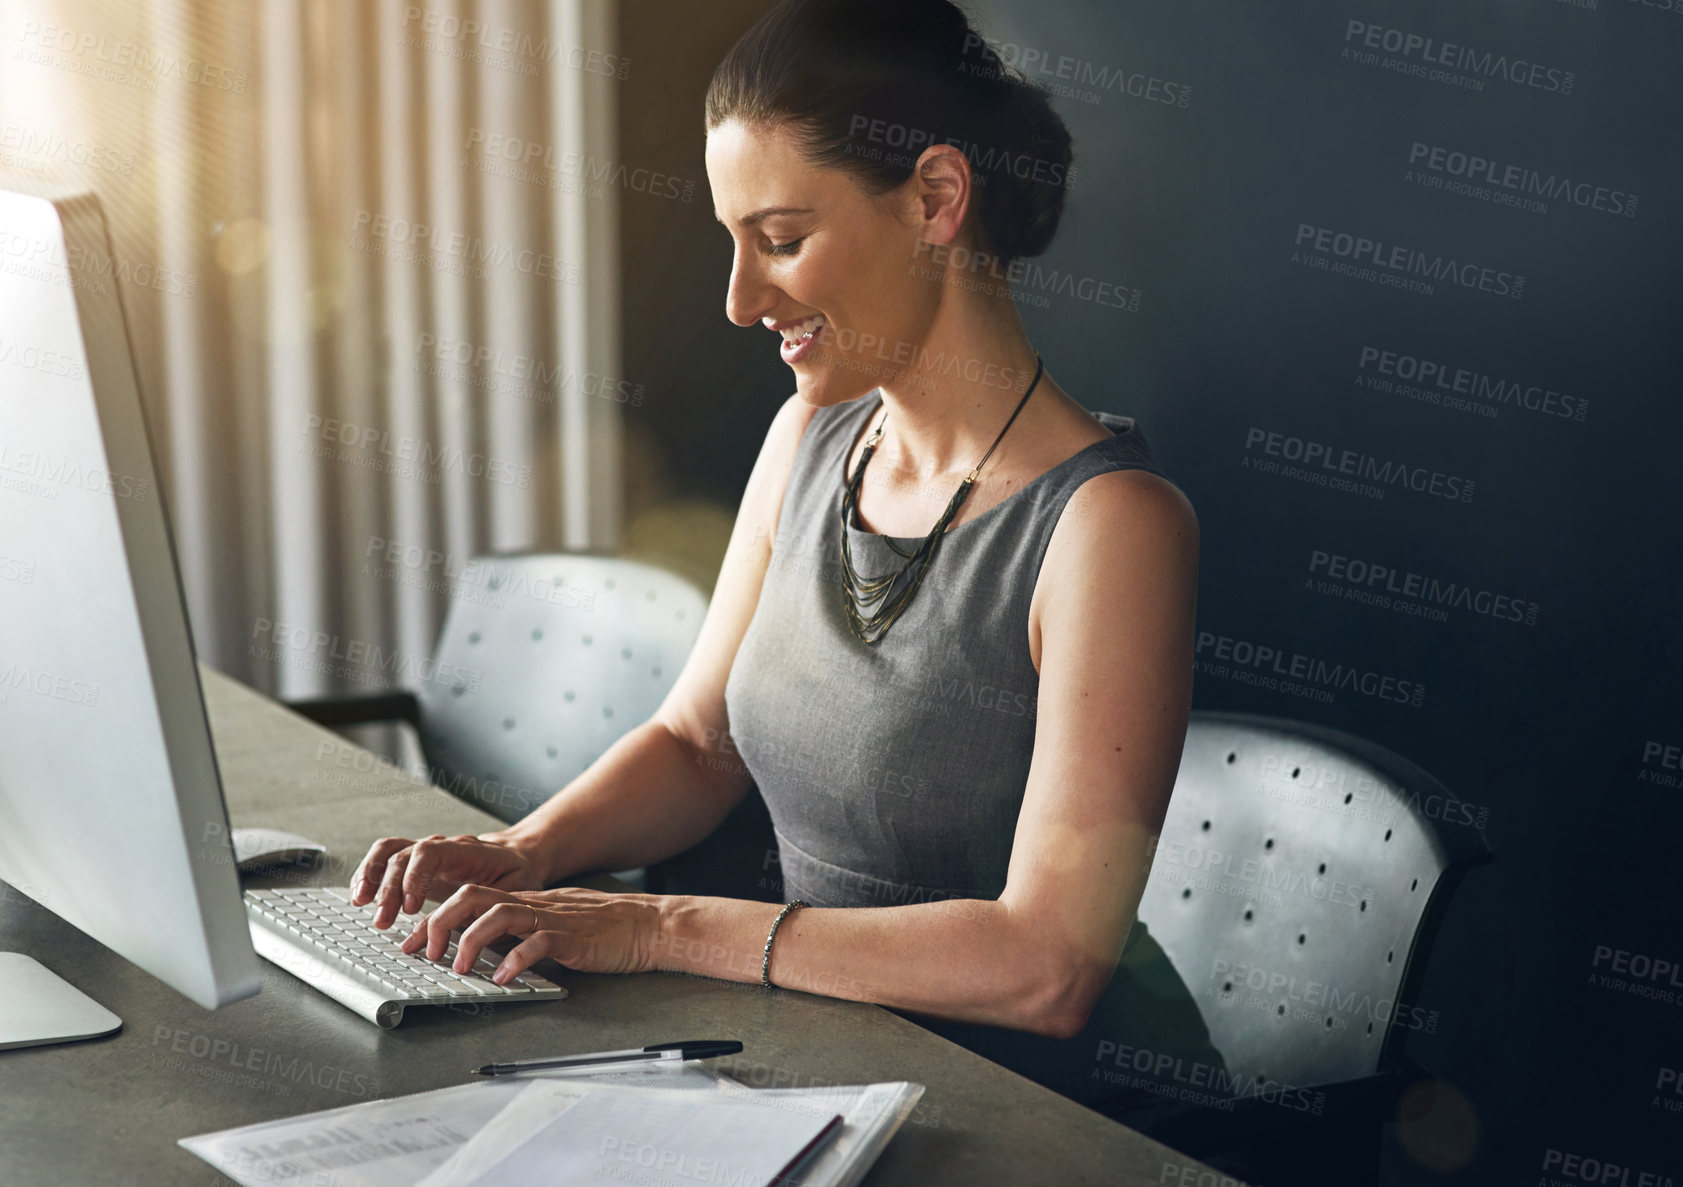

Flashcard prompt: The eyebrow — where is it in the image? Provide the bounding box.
[714,206,816,227]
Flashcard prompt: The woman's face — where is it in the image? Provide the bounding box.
[706,118,950,407]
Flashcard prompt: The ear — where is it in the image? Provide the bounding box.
[908,143,975,250]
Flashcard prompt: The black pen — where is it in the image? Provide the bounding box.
[469,1040,743,1077]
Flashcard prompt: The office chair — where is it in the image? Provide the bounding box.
[286,551,776,898]
[1125,711,1493,1186]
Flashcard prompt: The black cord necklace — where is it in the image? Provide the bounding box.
[838,353,1045,645]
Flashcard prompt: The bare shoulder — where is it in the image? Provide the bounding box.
[1053,467,1199,562]
[769,389,822,440]
[1028,468,1198,664]
[651,391,821,753]
[761,391,822,468]
[741,392,823,534]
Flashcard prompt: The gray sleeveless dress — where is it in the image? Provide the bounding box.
[723,390,1227,1119]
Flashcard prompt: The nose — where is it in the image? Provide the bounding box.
[724,244,774,329]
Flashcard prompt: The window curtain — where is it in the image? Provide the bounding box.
[0,0,624,698]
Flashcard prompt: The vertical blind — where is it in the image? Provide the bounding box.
[0,0,624,698]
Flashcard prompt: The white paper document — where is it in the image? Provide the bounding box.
[417,1079,843,1187]
[180,1061,924,1187]
[423,1075,924,1187]
[177,1063,727,1187]
[709,1080,925,1187]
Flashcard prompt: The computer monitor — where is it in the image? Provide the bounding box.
[0,186,261,1049]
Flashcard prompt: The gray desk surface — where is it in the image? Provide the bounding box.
[0,667,1215,1186]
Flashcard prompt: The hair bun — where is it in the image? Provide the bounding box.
[976,73,1074,263]
[706,0,1079,268]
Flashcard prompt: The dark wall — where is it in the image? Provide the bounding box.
[621,2,1683,1183]
[618,0,796,517]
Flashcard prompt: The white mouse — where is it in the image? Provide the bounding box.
[230,827,328,872]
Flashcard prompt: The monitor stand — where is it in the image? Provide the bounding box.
[0,953,123,1051]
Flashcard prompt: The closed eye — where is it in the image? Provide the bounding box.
[766,238,804,257]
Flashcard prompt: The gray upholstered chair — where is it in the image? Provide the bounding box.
[1128,710,1492,1184]
[290,552,706,824]
[412,552,707,824]
[288,552,778,896]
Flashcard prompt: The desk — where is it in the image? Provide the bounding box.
[0,667,1218,1186]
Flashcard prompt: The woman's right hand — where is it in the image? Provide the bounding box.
[350,833,543,929]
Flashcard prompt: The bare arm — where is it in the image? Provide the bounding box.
[479,393,820,885]
[410,467,1199,1042]
[637,469,1200,1038]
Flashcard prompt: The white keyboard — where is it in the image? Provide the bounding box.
[244,887,567,1027]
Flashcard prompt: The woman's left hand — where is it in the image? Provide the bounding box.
[399,885,664,983]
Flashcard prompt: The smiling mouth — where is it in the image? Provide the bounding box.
[777,314,828,366]
[776,314,826,345]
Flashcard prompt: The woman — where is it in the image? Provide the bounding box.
[351,0,1226,1121]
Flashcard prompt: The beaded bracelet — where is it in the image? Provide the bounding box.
[760,900,808,988]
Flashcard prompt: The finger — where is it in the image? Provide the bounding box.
[372,845,415,929]
[454,902,533,975]
[351,837,415,905]
[407,885,505,963]
[399,834,449,915]
[489,934,553,986]
[400,913,429,955]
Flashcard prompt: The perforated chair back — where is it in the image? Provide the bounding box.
[1135,711,1490,1091]
[414,553,708,823]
